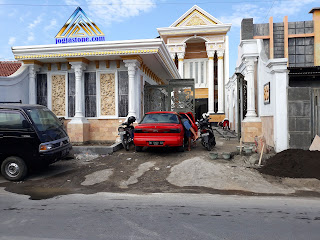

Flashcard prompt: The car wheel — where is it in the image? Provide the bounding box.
[135,146,143,152]
[1,156,27,181]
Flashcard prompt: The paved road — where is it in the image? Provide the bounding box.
[1,189,319,240]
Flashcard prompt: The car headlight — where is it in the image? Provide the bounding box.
[39,143,53,152]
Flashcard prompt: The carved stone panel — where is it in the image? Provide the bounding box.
[52,74,66,116]
[100,73,115,115]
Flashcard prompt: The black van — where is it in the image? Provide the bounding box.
[0,104,72,181]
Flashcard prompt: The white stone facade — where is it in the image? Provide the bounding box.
[227,39,289,152]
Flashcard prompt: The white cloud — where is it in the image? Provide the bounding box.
[28,32,34,42]
[64,0,156,24]
[219,0,319,27]
[270,0,318,16]
[28,15,42,29]
[8,37,16,45]
[219,3,263,27]
[45,19,58,31]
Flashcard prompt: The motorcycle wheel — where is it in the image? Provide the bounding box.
[212,138,216,147]
[122,138,129,151]
[206,143,213,151]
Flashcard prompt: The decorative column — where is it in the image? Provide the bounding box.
[217,50,224,114]
[170,52,176,62]
[207,50,215,113]
[177,52,185,78]
[67,59,90,143]
[244,57,258,119]
[124,59,140,119]
[28,64,41,104]
[70,62,88,123]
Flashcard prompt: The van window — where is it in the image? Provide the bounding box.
[0,111,27,130]
[27,108,61,132]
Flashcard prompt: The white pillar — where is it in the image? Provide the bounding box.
[70,62,88,123]
[217,50,224,114]
[207,51,215,113]
[28,64,41,104]
[267,59,289,152]
[177,52,185,78]
[244,57,258,119]
[170,52,176,62]
[124,59,140,119]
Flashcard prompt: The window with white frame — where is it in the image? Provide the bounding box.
[118,71,128,117]
[36,74,47,106]
[84,72,97,117]
[68,72,75,117]
[184,59,208,87]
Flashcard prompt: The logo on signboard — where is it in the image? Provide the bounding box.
[55,6,105,44]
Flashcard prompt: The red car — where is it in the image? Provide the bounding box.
[133,111,197,152]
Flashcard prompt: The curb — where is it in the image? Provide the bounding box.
[72,142,123,155]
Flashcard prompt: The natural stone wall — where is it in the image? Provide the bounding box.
[261,116,274,148]
[51,74,65,116]
[241,121,262,143]
[100,73,115,116]
[88,119,120,141]
[67,123,90,143]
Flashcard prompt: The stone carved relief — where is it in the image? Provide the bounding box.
[100,73,115,115]
[52,75,66,116]
[186,15,206,26]
[170,88,194,112]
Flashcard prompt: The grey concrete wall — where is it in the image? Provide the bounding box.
[288,21,314,67]
[289,37,314,67]
[254,23,269,36]
[288,87,312,149]
[241,18,254,40]
[273,23,284,58]
[0,67,29,104]
[288,21,313,34]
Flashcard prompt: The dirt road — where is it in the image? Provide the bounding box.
[1,136,320,200]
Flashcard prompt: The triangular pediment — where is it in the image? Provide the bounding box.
[55,7,104,38]
[171,5,223,27]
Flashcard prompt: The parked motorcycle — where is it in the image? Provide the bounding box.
[118,116,136,151]
[198,114,216,151]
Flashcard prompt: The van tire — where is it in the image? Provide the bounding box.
[1,157,27,181]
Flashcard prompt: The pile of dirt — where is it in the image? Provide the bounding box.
[259,149,320,180]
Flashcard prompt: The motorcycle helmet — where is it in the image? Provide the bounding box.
[127,116,136,124]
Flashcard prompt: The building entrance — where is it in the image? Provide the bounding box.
[195,98,208,121]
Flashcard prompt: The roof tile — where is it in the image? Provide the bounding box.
[0,61,22,77]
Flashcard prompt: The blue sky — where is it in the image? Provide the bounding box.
[0,0,319,75]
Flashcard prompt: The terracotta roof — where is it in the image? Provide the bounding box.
[0,61,22,77]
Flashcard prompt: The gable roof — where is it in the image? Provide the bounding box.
[0,61,22,77]
[170,5,223,27]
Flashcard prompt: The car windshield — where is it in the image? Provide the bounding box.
[141,113,179,124]
[27,108,62,132]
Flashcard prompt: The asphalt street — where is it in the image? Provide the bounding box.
[1,189,319,240]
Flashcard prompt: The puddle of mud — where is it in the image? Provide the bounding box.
[4,186,74,200]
